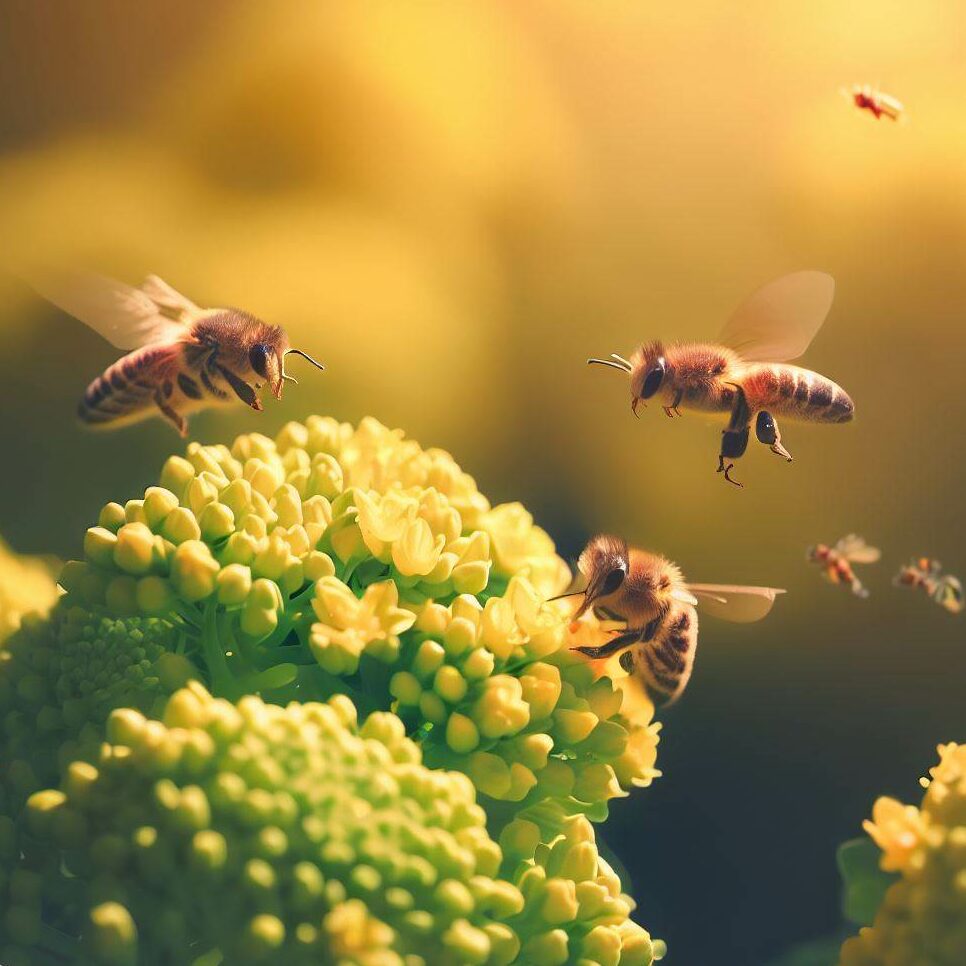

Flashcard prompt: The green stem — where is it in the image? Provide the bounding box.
[199,602,238,699]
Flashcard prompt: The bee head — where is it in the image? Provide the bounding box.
[573,534,629,619]
[630,342,667,406]
[248,342,283,398]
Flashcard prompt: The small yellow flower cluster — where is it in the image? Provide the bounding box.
[0,538,58,642]
[840,743,966,966]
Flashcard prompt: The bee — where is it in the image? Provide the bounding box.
[588,271,854,486]
[26,269,324,436]
[894,557,963,614]
[554,534,784,705]
[807,534,881,598]
[844,84,904,121]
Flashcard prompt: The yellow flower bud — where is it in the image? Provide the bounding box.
[170,541,219,602]
[159,455,196,498]
[84,526,118,568]
[198,502,235,543]
[554,708,599,745]
[446,713,480,754]
[541,879,578,925]
[220,478,253,517]
[136,576,174,615]
[520,664,562,721]
[124,499,147,525]
[520,929,569,965]
[114,523,156,575]
[216,564,252,606]
[273,484,303,527]
[303,551,335,582]
[452,560,490,595]
[187,475,220,517]
[97,502,127,532]
[221,531,259,566]
[389,672,422,706]
[162,507,202,545]
[434,666,468,704]
[468,752,512,799]
[143,486,180,528]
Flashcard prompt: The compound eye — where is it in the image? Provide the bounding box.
[601,566,626,596]
[641,358,666,399]
[249,343,271,378]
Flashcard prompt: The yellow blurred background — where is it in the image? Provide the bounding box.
[1,2,964,961]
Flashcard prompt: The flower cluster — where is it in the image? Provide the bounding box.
[61,417,659,820]
[0,416,664,963]
[839,743,966,966]
[0,538,58,643]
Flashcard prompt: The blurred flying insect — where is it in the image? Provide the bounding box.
[26,269,324,436]
[894,558,963,615]
[843,84,904,122]
[553,534,785,705]
[588,272,854,487]
[807,534,881,599]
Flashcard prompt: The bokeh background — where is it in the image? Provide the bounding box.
[1,2,964,962]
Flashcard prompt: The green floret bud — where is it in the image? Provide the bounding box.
[10,685,530,964]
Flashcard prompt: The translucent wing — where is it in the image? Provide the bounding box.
[717,271,835,363]
[833,534,882,565]
[686,584,786,623]
[24,268,206,350]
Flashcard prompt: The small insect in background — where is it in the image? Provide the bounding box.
[551,534,784,705]
[588,271,855,487]
[894,558,964,615]
[23,269,324,436]
[842,84,904,122]
[807,534,881,599]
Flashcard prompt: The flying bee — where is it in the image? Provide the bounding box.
[843,84,904,121]
[25,269,324,436]
[588,271,855,486]
[894,557,963,614]
[807,534,881,598]
[553,534,785,705]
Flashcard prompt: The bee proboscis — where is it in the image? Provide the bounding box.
[554,534,785,705]
[25,269,324,436]
[588,271,855,486]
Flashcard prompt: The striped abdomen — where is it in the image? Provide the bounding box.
[628,604,698,706]
[741,364,853,423]
[78,345,176,428]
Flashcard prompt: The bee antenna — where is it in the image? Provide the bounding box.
[610,353,633,367]
[587,357,632,372]
[286,348,325,372]
[281,373,299,385]
[547,590,585,602]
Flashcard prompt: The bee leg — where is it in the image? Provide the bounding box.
[717,384,751,487]
[217,364,263,412]
[153,389,188,437]
[755,411,793,462]
[663,390,684,418]
[572,628,642,660]
[571,617,661,659]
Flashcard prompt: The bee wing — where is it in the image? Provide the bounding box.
[686,583,785,623]
[23,268,207,350]
[717,271,835,363]
[832,534,882,565]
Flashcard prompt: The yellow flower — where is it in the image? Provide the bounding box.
[840,743,966,966]
[310,577,416,674]
[0,538,59,642]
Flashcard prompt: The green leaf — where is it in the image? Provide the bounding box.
[837,837,898,926]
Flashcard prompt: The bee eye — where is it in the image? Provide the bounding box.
[249,344,270,378]
[641,358,666,399]
[602,567,626,595]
